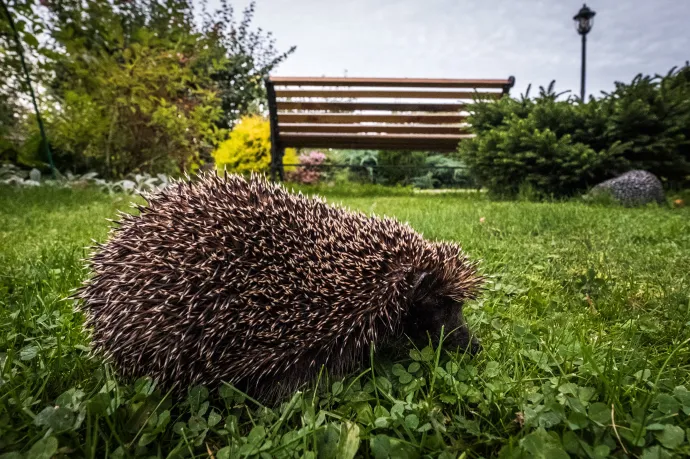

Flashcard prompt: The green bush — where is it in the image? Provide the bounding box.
[598,66,690,184]
[460,65,690,197]
[329,150,379,183]
[376,150,427,185]
[213,115,298,174]
[419,155,475,189]
[460,83,623,197]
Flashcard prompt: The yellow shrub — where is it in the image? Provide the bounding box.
[213,115,297,174]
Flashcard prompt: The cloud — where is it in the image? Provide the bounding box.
[221,0,690,97]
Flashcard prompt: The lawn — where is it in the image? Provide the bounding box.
[1,184,689,458]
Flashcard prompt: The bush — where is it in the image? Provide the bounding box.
[213,115,298,174]
[286,151,326,184]
[459,65,690,198]
[597,66,690,185]
[329,150,379,183]
[376,150,427,185]
[421,155,475,188]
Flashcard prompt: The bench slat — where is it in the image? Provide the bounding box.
[277,101,466,112]
[275,89,502,99]
[269,76,512,89]
[279,123,470,135]
[277,113,466,124]
[280,133,470,151]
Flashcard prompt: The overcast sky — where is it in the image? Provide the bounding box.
[221,0,690,98]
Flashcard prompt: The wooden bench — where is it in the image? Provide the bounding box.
[265,76,515,180]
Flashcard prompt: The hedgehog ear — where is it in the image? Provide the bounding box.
[410,271,433,301]
[412,272,429,291]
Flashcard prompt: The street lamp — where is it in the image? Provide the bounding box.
[573,4,596,100]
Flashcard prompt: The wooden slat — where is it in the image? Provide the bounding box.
[277,113,466,124]
[280,133,471,151]
[275,89,502,99]
[279,123,470,135]
[277,101,466,112]
[269,76,511,89]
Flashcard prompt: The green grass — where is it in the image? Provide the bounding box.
[1,184,690,458]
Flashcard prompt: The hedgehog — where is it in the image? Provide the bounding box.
[77,173,483,402]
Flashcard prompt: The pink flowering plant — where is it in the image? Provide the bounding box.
[287,150,327,184]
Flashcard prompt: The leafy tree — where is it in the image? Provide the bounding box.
[200,1,295,129]
[11,0,295,178]
[1,0,55,170]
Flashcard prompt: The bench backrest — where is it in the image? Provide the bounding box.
[265,76,515,180]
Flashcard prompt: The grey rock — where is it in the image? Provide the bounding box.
[29,168,41,182]
[590,170,665,206]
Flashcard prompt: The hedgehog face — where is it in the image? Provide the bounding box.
[404,273,481,355]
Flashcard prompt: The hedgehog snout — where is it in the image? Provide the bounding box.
[469,336,482,355]
[443,320,482,356]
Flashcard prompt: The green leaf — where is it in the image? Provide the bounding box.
[373,405,390,418]
[405,414,419,429]
[588,402,610,425]
[656,394,679,415]
[409,349,422,361]
[655,424,684,450]
[647,423,666,431]
[369,434,418,459]
[336,421,360,459]
[673,386,690,414]
[138,432,158,447]
[207,410,221,428]
[558,382,578,396]
[27,437,58,459]
[566,411,590,430]
[157,410,171,430]
[87,393,111,416]
[238,443,259,456]
[56,388,85,410]
[247,425,266,445]
[390,402,405,419]
[374,417,389,428]
[561,431,581,455]
[187,415,207,433]
[641,445,674,459]
[440,394,456,404]
[398,373,413,384]
[593,445,610,459]
[34,406,75,433]
[391,364,406,376]
[188,385,208,413]
[332,381,344,396]
[21,31,40,49]
[216,446,232,459]
[317,422,340,459]
[376,377,392,393]
[19,345,38,361]
[218,384,234,400]
[577,386,597,404]
[485,361,500,378]
[520,428,569,459]
[420,347,435,362]
[172,422,186,435]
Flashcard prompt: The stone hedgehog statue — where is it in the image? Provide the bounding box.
[77,173,483,401]
[589,170,665,206]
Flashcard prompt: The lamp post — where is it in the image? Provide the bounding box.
[573,4,596,100]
